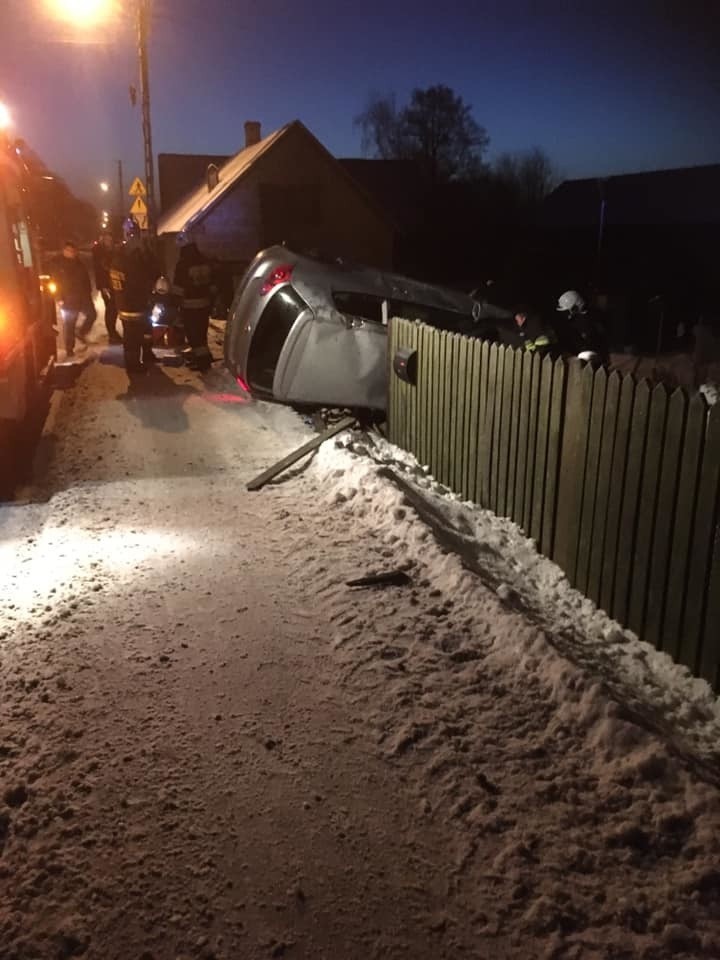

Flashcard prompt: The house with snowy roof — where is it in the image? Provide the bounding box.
[156,120,395,280]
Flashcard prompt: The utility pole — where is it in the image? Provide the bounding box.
[117,159,124,218]
[136,0,155,234]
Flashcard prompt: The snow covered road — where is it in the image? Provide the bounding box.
[1,339,720,959]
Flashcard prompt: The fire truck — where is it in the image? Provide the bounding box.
[0,130,57,458]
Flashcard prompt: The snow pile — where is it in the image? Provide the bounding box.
[282,428,720,956]
[311,431,720,766]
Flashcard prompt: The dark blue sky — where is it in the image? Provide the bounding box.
[1,0,718,205]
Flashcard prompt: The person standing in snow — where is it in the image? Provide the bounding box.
[110,234,159,374]
[51,242,97,358]
[92,231,121,344]
[171,235,215,372]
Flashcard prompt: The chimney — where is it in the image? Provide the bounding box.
[244,121,261,148]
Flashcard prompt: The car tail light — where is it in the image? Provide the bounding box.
[235,376,250,393]
[260,264,293,296]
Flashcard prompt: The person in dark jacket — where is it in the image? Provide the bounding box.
[92,231,121,344]
[110,236,159,373]
[171,236,215,371]
[52,241,96,358]
[498,306,556,356]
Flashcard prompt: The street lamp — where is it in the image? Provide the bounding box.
[0,102,11,131]
[47,0,116,28]
[48,0,156,234]
[100,181,110,192]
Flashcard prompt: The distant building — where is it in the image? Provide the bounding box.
[157,120,395,281]
[543,164,720,296]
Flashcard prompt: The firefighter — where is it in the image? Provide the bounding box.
[92,230,121,344]
[172,234,214,372]
[110,234,159,374]
[555,290,608,364]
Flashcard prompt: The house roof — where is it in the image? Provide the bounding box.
[157,121,395,237]
[158,152,231,212]
[157,124,290,235]
[544,163,720,228]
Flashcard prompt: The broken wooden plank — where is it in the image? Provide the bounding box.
[246,415,357,491]
[346,570,411,588]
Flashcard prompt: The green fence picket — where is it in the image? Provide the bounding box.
[600,374,636,614]
[387,318,398,444]
[612,380,651,625]
[680,403,720,672]
[644,388,687,649]
[408,322,420,458]
[531,354,555,546]
[428,326,443,479]
[497,346,515,518]
[466,339,481,503]
[587,371,622,605]
[575,365,608,593]
[662,393,706,658]
[553,359,593,580]
[514,350,533,529]
[700,522,720,688]
[506,349,522,521]
[523,353,541,536]
[452,336,467,496]
[542,356,568,559]
[627,384,668,637]
[482,344,498,508]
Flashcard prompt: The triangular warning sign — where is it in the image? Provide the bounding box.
[134,212,148,231]
[130,195,148,215]
[128,177,147,197]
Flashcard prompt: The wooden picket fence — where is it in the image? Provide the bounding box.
[387,317,720,690]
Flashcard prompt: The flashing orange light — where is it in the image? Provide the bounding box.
[47,281,58,295]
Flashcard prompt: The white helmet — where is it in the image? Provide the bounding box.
[557,290,585,313]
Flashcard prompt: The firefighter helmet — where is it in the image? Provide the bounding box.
[557,290,586,313]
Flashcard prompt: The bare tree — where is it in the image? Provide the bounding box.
[354,85,489,183]
[354,92,410,161]
[493,147,559,207]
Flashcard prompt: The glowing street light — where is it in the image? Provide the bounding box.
[100,180,110,192]
[46,0,156,233]
[47,0,115,28]
[0,102,11,131]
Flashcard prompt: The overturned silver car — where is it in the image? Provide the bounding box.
[224,247,503,412]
